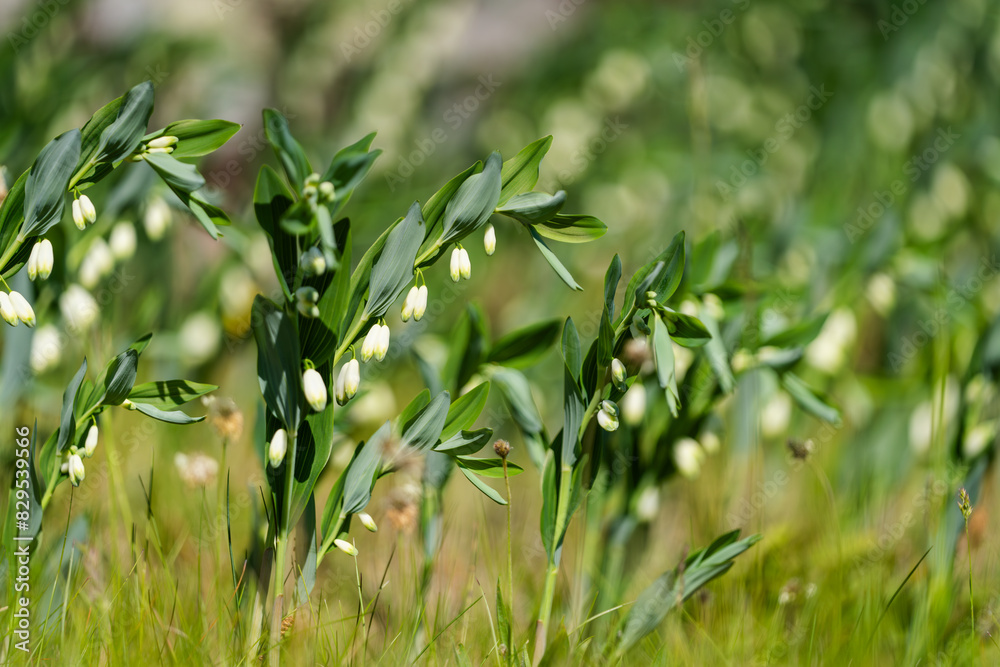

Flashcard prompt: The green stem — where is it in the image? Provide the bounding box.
[533,464,573,666]
[414,239,443,267]
[503,458,514,650]
[967,521,974,636]
[0,234,24,278]
[270,428,297,665]
[315,512,347,570]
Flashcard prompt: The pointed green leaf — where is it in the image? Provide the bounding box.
[486,318,562,368]
[530,228,582,291]
[145,119,241,158]
[23,130,81,237]
[440,151,502,244]
[56,359,88,453]
[127,380,218,410]
[95,81,155,164]
[263,108,312,188]
[534,213,607,244]
[441,381,490,441]
[498,136,552,206]
[131,402,205,424]
[366,201,425,318]
[496,190,566,224]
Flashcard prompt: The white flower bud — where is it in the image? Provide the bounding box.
[72,198,87,230]
[109,222,137,261]
[8,291,35,327]
[336,359,360,405]
[0,292,18,326]
[296,287,320,318]
[673,438,704,479]
[414,285,428,321]
[60,284,99,332]
[611,358,627,390]
[26,242,40,281]
[319,181,335,200]
[361,325,381,362]
[303,184,318,199]
[621,383,646,426]
[78,194,97,225]
[143,198,171,241]
[301,247,326,276]
[484,224,496,256]
[303,368,328,412]
[401,286,418,322]
[80,238,114,289]
[147,135,178,149]
[450,247,462,282]
[375,324,390,362]
[459,248,471,280]
[358,512,378,533]
[68,453,86,486]
[30,324,62,373]
[305,173,321,186]
[334,538,358,556]
[597,400,619,432]
[84,424,99,457]
[268,428,288,468]
[36,239,54,280]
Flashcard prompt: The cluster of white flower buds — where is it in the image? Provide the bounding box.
[361,322,390,362]
[71,194,97,231]
[335,358,360,406]
[295,287,320,318]
[0,291,35,328]
[60,424,99,487]
[401,284,428,322]
[302,367,328,412]
[597,400,620,432]
[27,239,54,281]
[300,247,326,276]
[450,246,472,282]
[303,173,336,203]
[127,135,178,160]
[268,428,288,468]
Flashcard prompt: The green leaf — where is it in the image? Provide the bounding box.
[780,372,841,424]
[56,359,88,453]
[496,191,566,224]
[289,391,336,529]
[597,310,615,366]
[127,380,218,410]
[441,382,490,441]
[492,368,544,435]
[530,228,582,291]
[486,318,562,368]
[263,108,312,189]
[253,165,297,293]
[652,315,680,417]
[366,202,425,318]
[131,402,205,425]
[300,225,352,366]
[95,81,155,164]
[341,222,395,343]
[700,306,735,394]
[440,151,502,245]
[398,389,432,429]
[498,136,552,206]
[540,450,558,559]
[562,318,582,383]
[455,456,523,478]
[761,313,829,349]
[604,254,622,320]
[534,214,607,244]
[458,465,507,505]
[400,390,451,451]
[146,119,241,158]
[620,231,685,325]
[667,312,712,348]
[434,428,493,456]
[251,296,303,431]
[342,421,389,514]
[497,582,512,652]
[322,133,381,216]
[421,162,480,245]
[0,171,27,264]
[101,349,139,406]
[143,152,206,192]
[615,531,761,657]
[22,130,82,237]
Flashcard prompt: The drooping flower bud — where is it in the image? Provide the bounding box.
[109,222,137,261]
[484,224,496,256]
[375,324,390,362]
[358,512,378,533]
[27,242,40,281]
[611,358,627,391]
[303,367,328,411]
[401,285,419,322]
[268,428,288,468]
[361,325,380,362]
[72,198,87,230]
[319,181,335,201]
[8,291,35,327]
[78,194,97,225]
[295,287,320,318]
[336,359,360,405]
[413,285,428,321]
[147,135,178,149]
[84,424,99,457]
[0,292,18,326]
[68,453,86,486]
[36,239,54,280]
[450,247,462,282]
[334,538,358,556]
[301,247,326,276]
[304,173,321,187]
[459,248,471,280]
[597,400,619,432]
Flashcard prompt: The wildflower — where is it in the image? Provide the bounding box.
[68,453,85,486]
[373,324,390,361]
[336,358,360,405]
[611,358,627,391]
[78,194,97,224]
[202,395,244,442]
[621,383,646,425]
[60,284,99,332]
[459,248,471,280]
[358,512,378,533]
[413,285,428,320]
[0,292,17,326]
[334,538,358,556]
[304,173,321,186]
[361,324,380,362]
[484,224,496,255]
[84,424,98,457]
[493,438,511,458]
[303,368,328,411]
[301,247,326,276]
[268,429,288,468]
[402,285,428,322]
[27,242,40,280]
[143,197,171,240]
[8,291,35,327]
[673,438,704,479]
[319,181,335,201]
[450,247,462,282]
[109,222,137,260]
[597,400,619,432]
[147,135,178,149]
